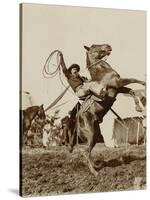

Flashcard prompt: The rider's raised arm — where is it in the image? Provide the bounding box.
[59,53,68,78]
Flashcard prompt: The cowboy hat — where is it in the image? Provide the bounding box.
[68,64,80,73]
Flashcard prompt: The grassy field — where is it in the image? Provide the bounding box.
[21,144,146,197]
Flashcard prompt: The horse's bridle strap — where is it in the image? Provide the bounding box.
[87,60,102,70]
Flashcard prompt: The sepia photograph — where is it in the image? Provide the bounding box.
[20,3,146,197]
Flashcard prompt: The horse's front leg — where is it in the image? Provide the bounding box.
[118,87,143,112]
[129,90,143,112]
[117,78,146,87]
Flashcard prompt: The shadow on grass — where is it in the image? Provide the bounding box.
[94,154,146,169]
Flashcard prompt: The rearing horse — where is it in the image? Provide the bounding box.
[69,44,146,176]
[84,44,145,111]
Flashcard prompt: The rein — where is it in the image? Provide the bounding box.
[87,59,102,70]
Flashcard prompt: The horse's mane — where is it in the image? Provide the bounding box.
[86,52,91,68]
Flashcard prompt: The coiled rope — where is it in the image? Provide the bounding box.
[42,50,62,79]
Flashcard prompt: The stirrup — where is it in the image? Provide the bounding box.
[79,96,86,101]
[79,95,91,101]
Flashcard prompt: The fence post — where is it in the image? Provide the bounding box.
[116,118,129,147]
[136,121,140,146]
[126,127,129,150]
[76,104,79,147]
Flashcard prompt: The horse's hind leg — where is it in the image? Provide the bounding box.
[86,138,99,177]
[87,154,98,176]
[88,122,105,170]
[84,120,102,176]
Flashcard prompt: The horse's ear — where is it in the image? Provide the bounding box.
[84,45,90,51]
[40,104,43,109]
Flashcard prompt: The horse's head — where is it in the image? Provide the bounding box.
[37,104,46,120]
[84,44,112,60]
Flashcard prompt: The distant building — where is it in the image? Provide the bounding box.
[101,89,146,147]
[113,117,145,145]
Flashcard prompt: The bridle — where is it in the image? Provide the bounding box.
[86,52,107,70]
[87,49,111,70]
[87,59,102,70]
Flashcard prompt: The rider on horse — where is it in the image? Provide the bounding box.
[59,53,107,100]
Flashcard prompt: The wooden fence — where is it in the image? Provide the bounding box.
[113,117,145,145]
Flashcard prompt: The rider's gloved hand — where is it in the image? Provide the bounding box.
[81,76,88,82]
[59,52,64,64]
[100,88,107,100]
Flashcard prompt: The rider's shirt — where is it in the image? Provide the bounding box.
[65,71,86,92]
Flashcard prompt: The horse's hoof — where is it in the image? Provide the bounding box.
[135,105,142,112]
[142,82,146,86]
[93,170,99,177]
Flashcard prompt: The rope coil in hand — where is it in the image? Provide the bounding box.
[42,50,75,95]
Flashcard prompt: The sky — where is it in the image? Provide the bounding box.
[21,3,146,120]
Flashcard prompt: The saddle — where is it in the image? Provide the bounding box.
[79,94,116,115]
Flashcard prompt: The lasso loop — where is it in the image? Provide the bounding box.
[42,50,62,79]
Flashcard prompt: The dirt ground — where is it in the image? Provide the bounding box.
[21,144,146,197]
